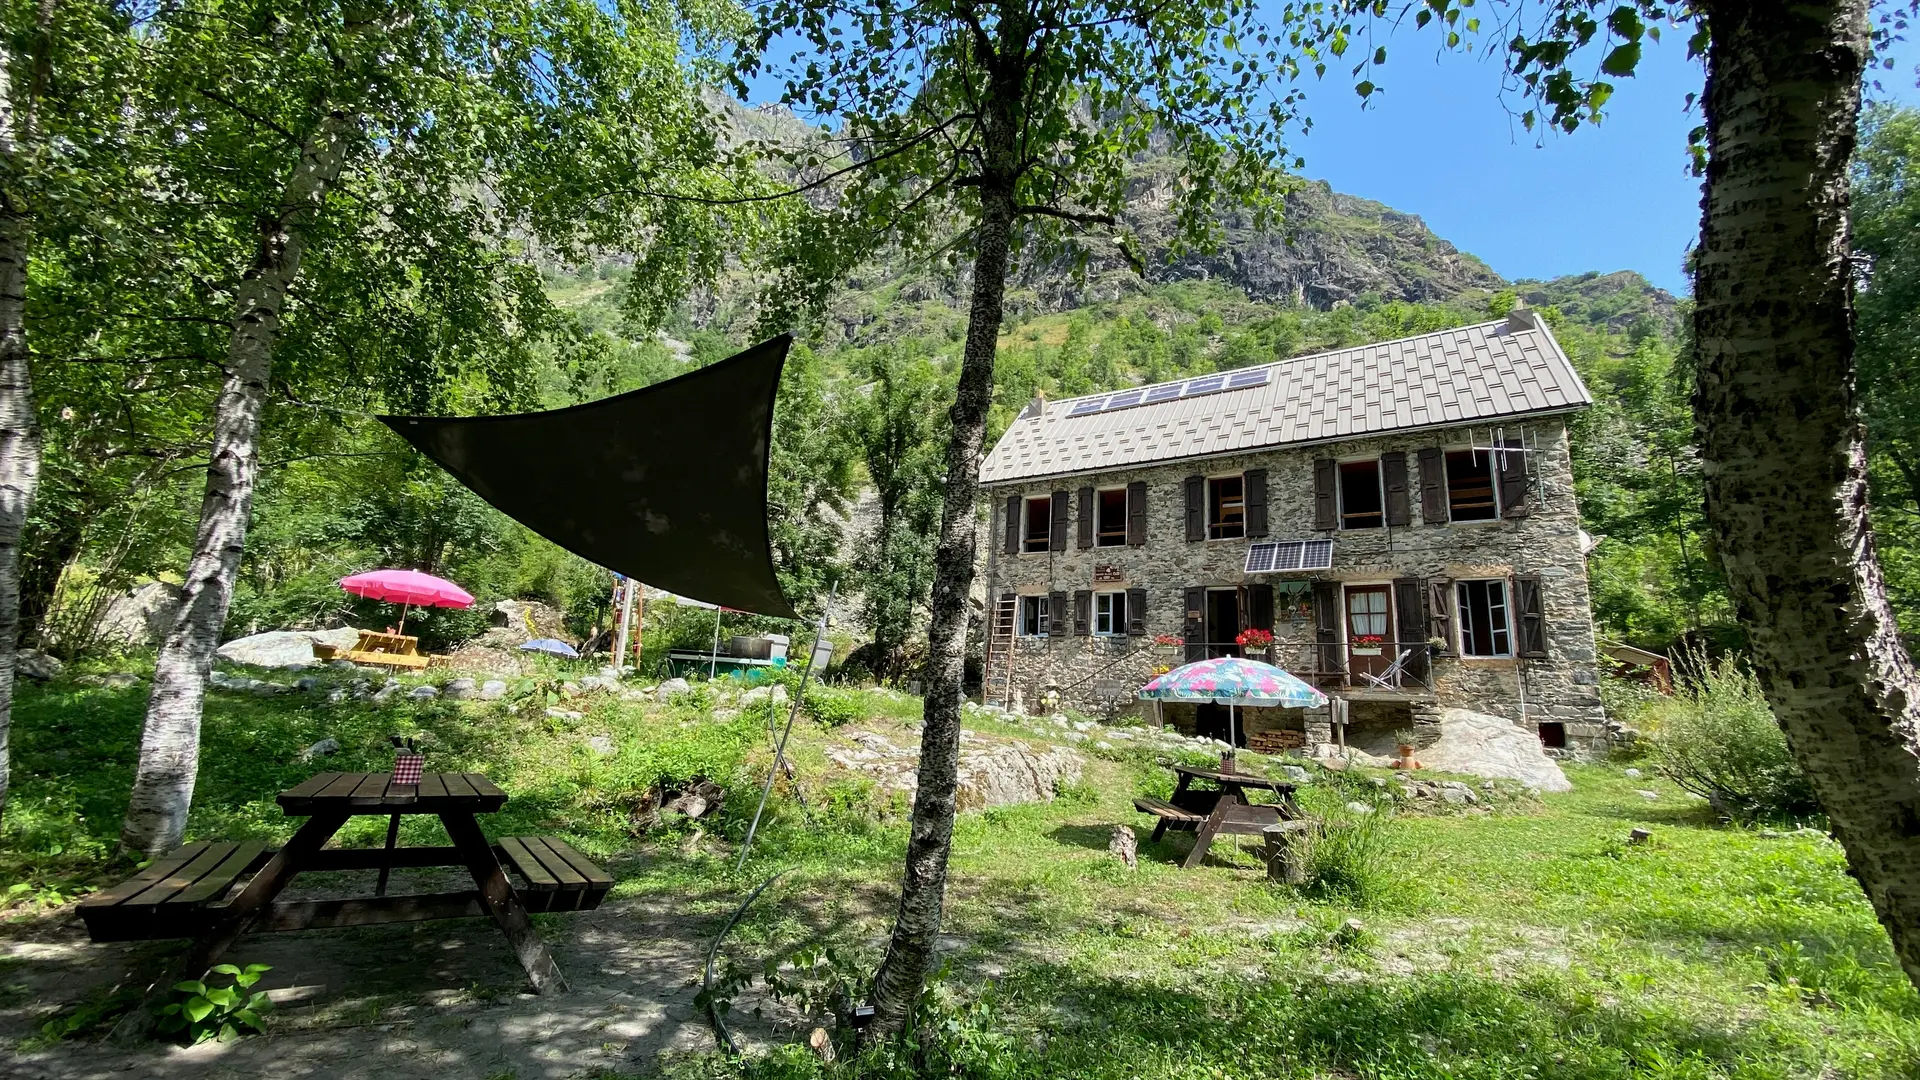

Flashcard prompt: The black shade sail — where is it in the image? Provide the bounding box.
[381,335,798,619]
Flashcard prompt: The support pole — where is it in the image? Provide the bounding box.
[631,585,646,671]
[613,576,636,673]
[710,606,722,680]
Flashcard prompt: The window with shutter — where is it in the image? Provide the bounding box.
[1184,476,1204,542]
[1338,460,1383,530]
[1313,458,1338,530]
[1417,447,1446,524]
[1426,577,1453,655]
[1126,587,1147,635]
[1499,440,1530,518]
[1077,487,1096,549]
[1073,590,1092,636]
[1455,579,1512,656]
[1513,574,1547,657]
[1393,577,1428,681]
[1126,481,1148,546]
[1245,469,1269,537]
[1248,583,1274,631]
[1049,490,1070,551]
[1021,495,1051,552]
[1207,475,1246,539]
[1312,580,1344,682]
[1048,591,1068,636]
[1445,451,1499,521]
[1382,452,1411,526]
[1183,587,1206,662]
[1004,495,1021,555]
[1094,488,1128,546]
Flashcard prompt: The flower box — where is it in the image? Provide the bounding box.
[1350,647,1382,657]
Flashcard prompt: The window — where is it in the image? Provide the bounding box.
[1094,591,1128,635]
[1455,579,1512,656]
[1095,488,1129,547]
[1339,459,1384,530]
[1022,495,1051,553]
[1019,595,1050,636]
[1207,475,1245,539]
[1445,450,1498,522]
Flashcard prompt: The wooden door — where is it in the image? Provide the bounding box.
[1345,585,1394,683]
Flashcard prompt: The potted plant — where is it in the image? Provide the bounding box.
[1152,633,1184,657]
[1350,633,1385,657]
[1235,627,1274,661]
[1392,727,1418,769]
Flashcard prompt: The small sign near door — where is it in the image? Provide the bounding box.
[1093,564,1124,584]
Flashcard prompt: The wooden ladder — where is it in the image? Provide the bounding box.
[983,594,1018,709]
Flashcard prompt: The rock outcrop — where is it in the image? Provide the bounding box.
[216,627,362,670]
[1415,708,1572,793]
[825,729,1083,811]
[94,582,185,648]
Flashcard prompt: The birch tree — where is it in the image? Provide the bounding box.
[117,0,768,855]
[734,0,1301,1036]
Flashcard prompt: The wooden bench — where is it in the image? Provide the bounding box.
[497,837,613,912]
[1133,797,1207,833]
[81,841,273,943]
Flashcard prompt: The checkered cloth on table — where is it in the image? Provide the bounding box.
[392,752,424,785]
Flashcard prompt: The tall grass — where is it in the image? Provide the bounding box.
[1293,787,1399,907]
[1650,646,1819,823]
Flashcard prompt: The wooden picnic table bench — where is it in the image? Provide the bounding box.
[81,771,610,998]
[1135,763,1303,869]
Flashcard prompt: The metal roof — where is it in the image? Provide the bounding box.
[979,312,1592,486]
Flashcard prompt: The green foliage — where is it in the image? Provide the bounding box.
[156,964,273,1045]
[1294,788,1400,907]
[1650,649,1820,823]
[801,688,861,730]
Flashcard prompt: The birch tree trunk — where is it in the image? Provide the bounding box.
[120,109,357,855]
[0,17,45,827]
[1693,0,1920,989]
[866,26,1026,1032]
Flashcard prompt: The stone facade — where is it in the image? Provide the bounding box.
[979,417,1609,756]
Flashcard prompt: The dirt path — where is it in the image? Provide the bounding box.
[0,885,782,1079]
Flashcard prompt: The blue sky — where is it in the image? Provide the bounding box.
[1284,29,1920,294]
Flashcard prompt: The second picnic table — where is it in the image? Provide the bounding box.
[1133,763,1303,869]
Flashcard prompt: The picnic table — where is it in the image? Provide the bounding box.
[1133,763,1303,870]
[330,630,430,669]
[80,771,610,997]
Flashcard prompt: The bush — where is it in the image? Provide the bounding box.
[1651,648,1820,823]
[1293,789,1399,907]
[802,687,860,728]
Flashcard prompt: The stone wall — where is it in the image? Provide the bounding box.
[980,417,1608,755]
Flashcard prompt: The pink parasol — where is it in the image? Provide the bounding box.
[339,569,473,633]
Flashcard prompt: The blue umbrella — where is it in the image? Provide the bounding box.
[519,637,580,659]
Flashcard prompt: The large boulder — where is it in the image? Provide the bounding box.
[1416,708,1572,793]
[216,627,362,670]
[94,582,184,648]
[490,600,568,642]
[825,729,1083,811]
[14,648,62,680]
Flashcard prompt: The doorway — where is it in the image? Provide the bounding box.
[1345,584,1395,683]
[1205,588,1241,659]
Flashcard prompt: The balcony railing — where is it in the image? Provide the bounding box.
[1160,640,1437,692]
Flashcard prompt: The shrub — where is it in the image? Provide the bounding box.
[1293,789,1399,907]
[1651,649,1820,823]
[802,688,860,729]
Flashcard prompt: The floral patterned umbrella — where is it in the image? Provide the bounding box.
[1139,656,1328,750]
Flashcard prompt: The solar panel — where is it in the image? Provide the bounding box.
[1225,368,1272,389]
[1105,389,1144,409]
[1242,539,1336,574]
[1067,398,1105,416]
[1244,542,1278,573]
[1301,539,1335,570]
[1142,383,1183,404]
[1058,365,1276,420]
[1183,374,1227,397]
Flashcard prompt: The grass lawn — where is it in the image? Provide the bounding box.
[1,666,1915,1078]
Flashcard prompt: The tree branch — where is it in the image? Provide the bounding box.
[610,113,971,206]
[1012,204,1117,226]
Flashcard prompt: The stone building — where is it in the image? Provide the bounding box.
[976,308,1609,756]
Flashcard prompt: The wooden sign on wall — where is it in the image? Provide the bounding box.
[1093,564,1124,585]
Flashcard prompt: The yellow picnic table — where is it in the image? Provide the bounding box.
[322,630,430,670]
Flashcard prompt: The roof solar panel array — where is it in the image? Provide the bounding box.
[1057,366,1273,421]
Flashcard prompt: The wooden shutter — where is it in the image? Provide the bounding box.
[1513,574,1547,657]
[1248,583,1274,631]
[1073,589,1092,636]
[1313,458,1338,531]
[1382,452,1411,527]
[1076,486,1095,549]
[1183,586,1206,662]
[1126,587,1148,636]
[1427,576,1454,655]
[1499,440,1530,518]
[1312,580,1344,682]
[1127,481,1148,546]
[1184,475,1204,542]
[1049,490,1070,551]
[1003,495,1021,555]
[1417,447,1446,524]
[1048,590,1068,636]
[1393,577,1428,681]
[1245,469,1269,537]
